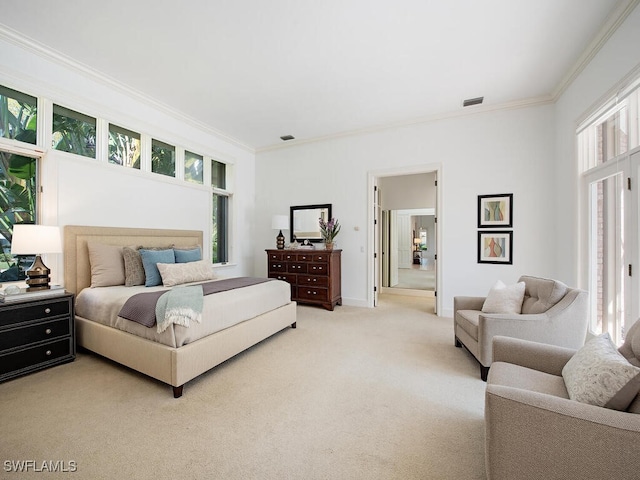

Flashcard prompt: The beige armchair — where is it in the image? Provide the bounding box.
[485,330,640,479]
[454,275,588,380]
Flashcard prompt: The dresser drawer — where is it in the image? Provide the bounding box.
[287,263,307,273]
[298,287,329,302]
[268,273,296,283]
[0,318,70,351]
[267,252,284,261]
[298,275,329,287]
[0,338,73,376]
[296,252,313,262]
[268,261,287,273]
[308,262,328,275]
[311,253,330,262]
[0,298,71,327]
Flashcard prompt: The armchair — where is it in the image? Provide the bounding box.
[485,331,640,479]
[454,276,588,380]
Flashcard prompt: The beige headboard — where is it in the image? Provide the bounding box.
[63,225,203,294]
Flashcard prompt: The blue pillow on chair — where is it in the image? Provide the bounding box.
[139,248,175,286]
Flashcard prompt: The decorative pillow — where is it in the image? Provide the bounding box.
[123,246,145,287]
[481,280,525,314]
[157,260,216,287]
[562,333,640,411]
[87,242,125,287]
[174,246,202,263]
[139,248,175,287]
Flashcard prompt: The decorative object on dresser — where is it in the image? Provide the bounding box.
[0,292,75,382]
[319,217,341,250]
[10,224,62,291]
[271,214,289,250]
[266,249,342,310]
[290,204,331,243]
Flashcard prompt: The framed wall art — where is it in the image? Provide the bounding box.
[478,230,513,264]
[478,193,513,228]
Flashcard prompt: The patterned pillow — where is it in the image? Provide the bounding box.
[123,246,145,287]
[481,280,525,314]
[139,248,175,287]
[157,260,216,287]
[87,242,125,287]
[562,333,640,411]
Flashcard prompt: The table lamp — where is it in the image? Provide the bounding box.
[11,224,62,291]
[271,215,289,250]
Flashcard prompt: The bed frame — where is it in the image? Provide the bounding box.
[63,225,296,398]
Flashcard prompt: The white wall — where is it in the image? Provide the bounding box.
[379,173,436,210]
[255,104,557,314]
[0,35,257,284]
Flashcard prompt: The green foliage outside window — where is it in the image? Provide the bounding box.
[151,139,175,177]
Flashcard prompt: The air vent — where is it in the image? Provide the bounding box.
[463,96,484,107]
[280,135,295,141]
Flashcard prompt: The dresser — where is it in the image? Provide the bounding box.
[266,249,342,310]
[0,293,75,382]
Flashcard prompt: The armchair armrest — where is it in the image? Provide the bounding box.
[492,336,576,376]
[454,296,486,312]
[486,384,640,479]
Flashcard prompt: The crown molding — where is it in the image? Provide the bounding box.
[256,95,554,153]
[0,25,255,154]
[552,0,640,100]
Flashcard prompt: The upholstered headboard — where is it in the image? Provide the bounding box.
[63,225,203,294]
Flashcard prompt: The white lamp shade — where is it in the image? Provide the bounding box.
[271,215,289,230]
[11,225,62,255]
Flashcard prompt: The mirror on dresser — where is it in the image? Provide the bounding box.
[289,204,331,243]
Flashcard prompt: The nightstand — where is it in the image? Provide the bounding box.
[0,292,75,382]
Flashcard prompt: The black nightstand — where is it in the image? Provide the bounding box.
[0,292,75,382]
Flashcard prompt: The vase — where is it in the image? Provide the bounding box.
[325,242,334,251]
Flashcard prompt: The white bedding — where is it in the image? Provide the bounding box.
[75,278,291,348]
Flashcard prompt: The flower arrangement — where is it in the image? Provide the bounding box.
[319,217,341,243]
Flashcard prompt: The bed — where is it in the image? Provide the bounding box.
[63,225,296,398]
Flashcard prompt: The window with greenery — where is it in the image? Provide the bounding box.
[212,159,229,263]
[0,148,38,281]
[185,150,203,184]
[0,85,37,145]
[211,160,226,189]
[52,105,96,158]
[151,139,175,177]
[108,124,140,168]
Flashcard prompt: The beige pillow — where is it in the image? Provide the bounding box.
[157,260,216,287]
[87,242,125,287]
[123,246,145,286]
[481,280,525,314]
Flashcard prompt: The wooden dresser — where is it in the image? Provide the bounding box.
[266,249,342,310]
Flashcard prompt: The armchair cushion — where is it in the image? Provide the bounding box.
[562,333,640,411]
[519,275,567,314]
[489,362,569,398]
[481,280,525,314]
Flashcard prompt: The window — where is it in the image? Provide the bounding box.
[0,147,38,281]
[579,83,640,345]
[0,85,37,145]
[108,124,140,168]
[52,105,96,158]
[151,139,175,177]
[211,160,229,263]
[184,150,203,184]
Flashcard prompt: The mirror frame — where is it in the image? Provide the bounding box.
[289,204,332,243]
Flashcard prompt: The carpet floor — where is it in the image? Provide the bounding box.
[0,295,486,479]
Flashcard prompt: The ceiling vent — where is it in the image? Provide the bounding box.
[280,135,295,141]
[463,96,484,107]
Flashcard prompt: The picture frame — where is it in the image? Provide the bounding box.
[478,230,513,264]
[478,193,513,228]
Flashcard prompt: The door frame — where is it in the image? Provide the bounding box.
[367,163,443,313]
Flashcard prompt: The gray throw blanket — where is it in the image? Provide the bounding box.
[118,277,273,329]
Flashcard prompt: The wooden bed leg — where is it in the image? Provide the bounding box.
[173,385,184,398]
[291,322,297,329]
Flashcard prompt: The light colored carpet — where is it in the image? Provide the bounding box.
[395,267,435,290]
[0,295,486,480]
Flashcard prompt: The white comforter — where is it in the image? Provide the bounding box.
[75,278,291,348]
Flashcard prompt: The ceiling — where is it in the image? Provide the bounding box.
[0,0,628,150]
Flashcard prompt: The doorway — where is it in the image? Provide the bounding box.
[367,165,442,314]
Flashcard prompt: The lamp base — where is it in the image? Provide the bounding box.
[25,255,52,291]
[276,230,285,250]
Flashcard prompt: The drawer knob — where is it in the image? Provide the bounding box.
[45,350,52,356]
[44,308,51,314]
[45,328,52,335]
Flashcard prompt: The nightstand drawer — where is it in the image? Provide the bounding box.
[0,298,71,327]
[0,318,70,351]
[0,338,73,376]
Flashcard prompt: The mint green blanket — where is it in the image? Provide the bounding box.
[155,285,203,333]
